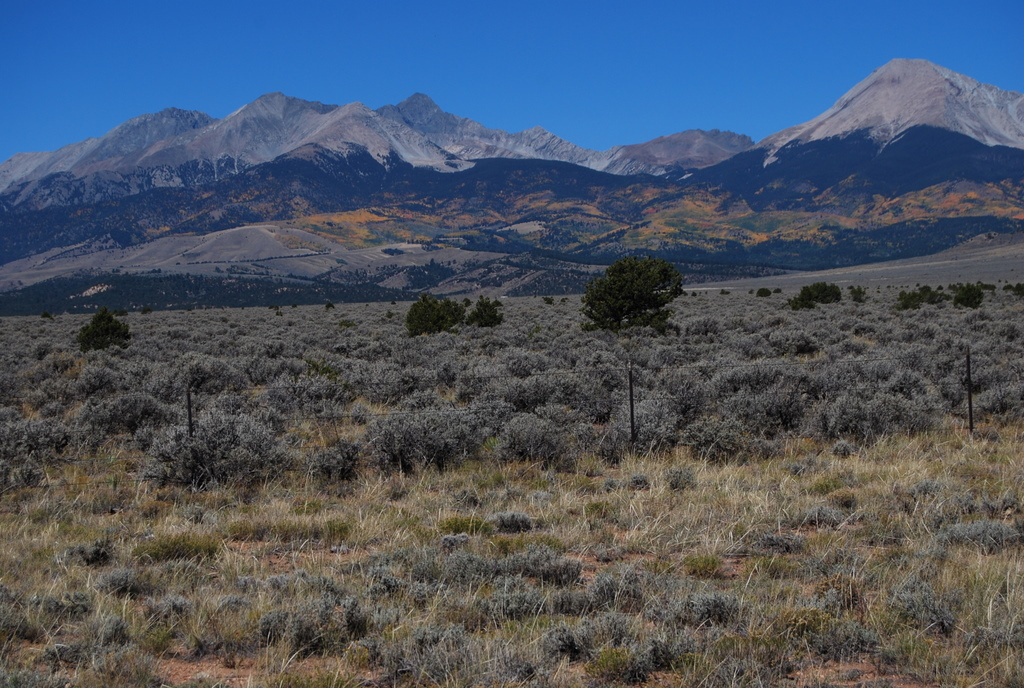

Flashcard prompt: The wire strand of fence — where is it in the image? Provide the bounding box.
[1,347,983,495]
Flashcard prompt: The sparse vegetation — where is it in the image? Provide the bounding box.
[0,288,1022,686]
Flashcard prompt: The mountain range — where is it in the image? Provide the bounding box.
[0,91,752,204]
[1,58,1023,311]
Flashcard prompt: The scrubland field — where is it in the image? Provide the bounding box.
[2,285,1024,687]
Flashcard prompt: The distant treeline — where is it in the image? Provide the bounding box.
[0,273,415,316]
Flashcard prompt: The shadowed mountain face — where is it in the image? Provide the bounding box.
[690,126,1024,208]
[0,59,1023,299]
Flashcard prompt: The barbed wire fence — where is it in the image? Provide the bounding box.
[0,347,991,493]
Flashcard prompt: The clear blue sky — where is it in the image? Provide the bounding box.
[3,0,1022,164]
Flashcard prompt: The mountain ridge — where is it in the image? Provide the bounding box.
[1,58,1023,303]
[5,58,1022,198]
[0,92,749,200]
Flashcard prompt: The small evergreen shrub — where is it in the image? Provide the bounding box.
[405,294,466,335]
[951,282,985,308]
[895,285,950,310]
[464,296,504,327]
[77,307,131,351]
[788,282,841,310]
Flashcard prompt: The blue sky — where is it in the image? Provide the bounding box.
[2,0,1022,164]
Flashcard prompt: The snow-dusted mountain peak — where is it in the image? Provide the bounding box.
[0,86,754,196]
[760,58,1024,159]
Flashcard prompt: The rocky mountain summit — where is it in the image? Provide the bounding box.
[760,58,1024,162]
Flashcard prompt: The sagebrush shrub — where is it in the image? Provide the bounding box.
[888,575,957,634]
[752,531,806,555]
[482,577,544,623]
[487,511,534,534]
[96,568,152,598]
[612,398,679,454]
[145,594,193,622]
[664,466,696,491]
[0,589,39,644]
[810,619,879,660]
[681,417,747,462]
[495,413,567,467]
[146,409,288,488]
[0,414,70,464]
[587,566,651,613]
[502,544,581,585]
[937,519,1019,553]
[91,614,132,647]
[812,390,938,441]
[687,591,739,625]
[800,505,848,529]
[542,623,592,662]
[76,393,174,441]
[305,439,361,483]
[366,406,481,473]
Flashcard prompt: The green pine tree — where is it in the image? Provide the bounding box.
[77,307,132,351]
[580,256,683,333]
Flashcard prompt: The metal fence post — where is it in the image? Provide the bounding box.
[186,384,194,438]
[966,347,974,435]
[628,362,636,447]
